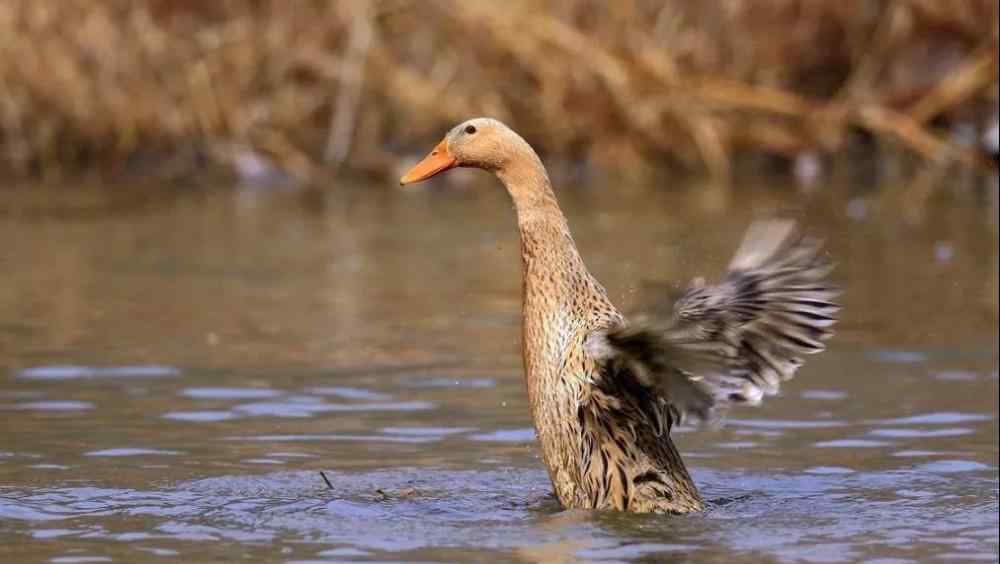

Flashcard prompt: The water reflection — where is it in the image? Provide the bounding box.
[17,365,181,381]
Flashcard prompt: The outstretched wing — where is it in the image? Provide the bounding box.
[590,220,840,423]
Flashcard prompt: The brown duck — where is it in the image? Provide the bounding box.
[400,118,839,514]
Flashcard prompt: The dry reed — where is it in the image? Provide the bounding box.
[0,0,996,183]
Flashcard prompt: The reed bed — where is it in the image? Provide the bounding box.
[0,0,996,183]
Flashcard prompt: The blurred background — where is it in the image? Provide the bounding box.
[0,0,996,187]
[1,2,998,563]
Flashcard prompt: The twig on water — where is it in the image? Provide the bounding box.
[319,471,334,490]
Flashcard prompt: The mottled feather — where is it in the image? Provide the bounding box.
[404,118,840,514]
[595,220,840,423]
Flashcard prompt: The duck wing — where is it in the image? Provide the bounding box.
[588,220,840,423]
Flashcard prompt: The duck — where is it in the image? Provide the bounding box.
[399,118,839,514]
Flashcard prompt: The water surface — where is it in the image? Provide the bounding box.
[1,179,997,563]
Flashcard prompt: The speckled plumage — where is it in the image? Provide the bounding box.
[401,118,839,514]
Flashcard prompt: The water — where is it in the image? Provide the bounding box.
[1,179,998,563]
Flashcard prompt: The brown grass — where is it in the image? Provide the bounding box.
[0,0,996,183]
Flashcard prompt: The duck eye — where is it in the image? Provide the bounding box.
[465,125,477,135]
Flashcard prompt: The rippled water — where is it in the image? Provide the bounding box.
[1,179,998,563]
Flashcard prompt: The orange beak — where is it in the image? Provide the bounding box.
[399,139,458,185]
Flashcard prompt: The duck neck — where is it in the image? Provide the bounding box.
[497,149,596,393]
[496,151,583,286]
[497,146,561,219]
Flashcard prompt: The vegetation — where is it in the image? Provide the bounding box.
[0,0,996,183]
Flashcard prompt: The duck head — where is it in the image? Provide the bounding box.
[400,118,518,185]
